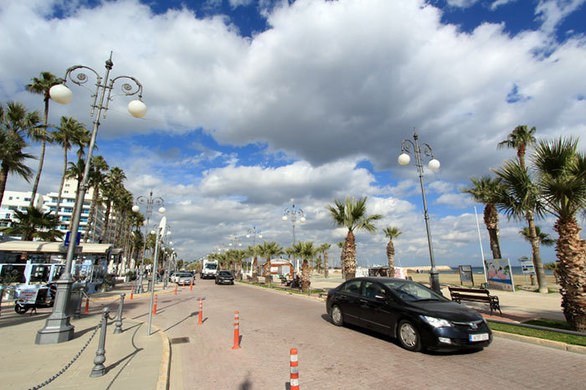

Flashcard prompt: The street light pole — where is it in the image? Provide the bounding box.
[398,131,441,294]
[132,191,165,293]
[148,216,166,336]
[282,200,306,274]
[36,53,147,344]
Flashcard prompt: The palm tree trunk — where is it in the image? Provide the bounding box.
[29,139,46,208]
[251,257,258,283]
[324,251,329,278]
[386,240,395,277]
[0,164,8,205]
[527,211,548,293]
[301,259,310,292]
[554,217,586,331]
[343,231,357,280]
[55,151,67,217]
[484,204,502,259]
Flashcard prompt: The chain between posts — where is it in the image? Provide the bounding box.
[28,321,102,390]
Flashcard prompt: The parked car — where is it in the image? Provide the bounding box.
[325,277,492,352]
[174,271,195,285]
[215,270,235,285]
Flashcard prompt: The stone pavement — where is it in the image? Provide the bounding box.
[0,283,171,390]
[0,276,583,390]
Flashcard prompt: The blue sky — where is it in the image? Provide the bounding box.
[1,0,585,269]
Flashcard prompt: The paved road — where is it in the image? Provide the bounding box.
[126,279,586,390]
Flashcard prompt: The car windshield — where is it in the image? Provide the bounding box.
[219,271,231,276]
[205,264,217,270]
[381,280,445,302]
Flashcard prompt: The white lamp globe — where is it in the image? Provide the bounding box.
[282,216,288,221]
[258,234,263,239]
[158,207,166,214]
[428,159,440,171]
[300,217,306,223]
[398,153,411,166]
[128,99,147,118]
[49,84,73,104]
[132,205,139,213]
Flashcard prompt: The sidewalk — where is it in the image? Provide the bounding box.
[0,283,170,390]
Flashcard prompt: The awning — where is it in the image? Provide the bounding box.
[0,240,116,255]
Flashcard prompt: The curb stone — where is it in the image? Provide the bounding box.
[493,330,586,355]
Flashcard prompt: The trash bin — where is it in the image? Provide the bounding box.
[68,289,83,318]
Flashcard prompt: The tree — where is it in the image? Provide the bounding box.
[1,206,63,241]
[85,155,109,242]
[519,226,556,247]
[383,226,402,277]
[317,242,332,278]
[498,125,537,171]
[460,176,504,259]
[25,72,63,206]
[247,244,261,283]
[493,160,548,293]
[0,102,40,205]
[102,167,127,243]
[533,137,586,331]
[327,196,382,280]
[51,117,88,215]
[258,241,284,286]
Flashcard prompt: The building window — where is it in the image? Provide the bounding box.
[62,216,71,222]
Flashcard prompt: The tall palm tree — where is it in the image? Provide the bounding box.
[519,226,556,247]
[317,242,331,278]
[102,167,127,243]
[533,137,586,331]
[1,206,63,241]
[493,160,548,293]
[0,102,40,205]
[327,196,382,280]
[295,241,317,292]
[461,176,504,259]
[51,117,88,215]
[25,72,63,206]
[247,244,261,282]
[85,155,109,242]
[498,125,537,170]
[383,226,402,277]
[258,241,284,286]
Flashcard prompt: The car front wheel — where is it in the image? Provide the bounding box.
[397,320,422,352]
[330,305,344,326]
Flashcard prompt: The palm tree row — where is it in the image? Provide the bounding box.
[462,125,585,331]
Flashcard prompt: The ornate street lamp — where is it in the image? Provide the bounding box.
[147,216,167,336]
[36,53,147,344]
[246,225,262,246]
[398,131,441,293]
[132,191,165,293]
[282,200,306,273]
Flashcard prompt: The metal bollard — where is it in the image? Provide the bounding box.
[114,293,125,334]
[73,287,84,319]
[90,307,110,378]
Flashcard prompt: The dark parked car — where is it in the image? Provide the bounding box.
[215,270,235,285]
[326,277,492,352]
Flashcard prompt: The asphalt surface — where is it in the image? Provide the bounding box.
[1,277,585,389]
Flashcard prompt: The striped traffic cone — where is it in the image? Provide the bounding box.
[153,294,158,315]
[290,348,299,390]
[197,298,203,325]
[232,311,240,350]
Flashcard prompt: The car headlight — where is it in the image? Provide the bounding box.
[421,316,453,328]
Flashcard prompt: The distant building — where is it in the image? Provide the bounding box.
[0,179,108,243]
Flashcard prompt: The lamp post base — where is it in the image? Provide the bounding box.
[36,277,75,344]
[429,270,441,294]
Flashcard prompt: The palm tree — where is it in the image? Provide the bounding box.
[493,160,548,293]
[102,167,127,243]
[1,206,63,241]
[460,176,504,259]
[498,125,537,170]
[317,243,332,278]
[51,117,88,215]
[258,241,284,286]
[247,244,261,282]
[296,241,317,292]
[25,72,63,206]
[327,196,382,280]
[383,226,403,277]
[519,226,556,247]
[0,102,41,205]
[85,155,109,242]
[532,137,586,331]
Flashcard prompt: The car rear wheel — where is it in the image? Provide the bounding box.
[397,320,422,352]
[330,305,344,326]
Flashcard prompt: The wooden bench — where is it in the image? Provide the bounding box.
[448,286,502,315]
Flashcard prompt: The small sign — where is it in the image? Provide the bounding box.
[484,258,515,291]
[64,232,81,247]
[458,265,474,285]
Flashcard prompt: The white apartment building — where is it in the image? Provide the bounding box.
[0,179,107,243]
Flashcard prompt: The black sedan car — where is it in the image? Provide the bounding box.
[326,277,492,352]
[215,270,235,285]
